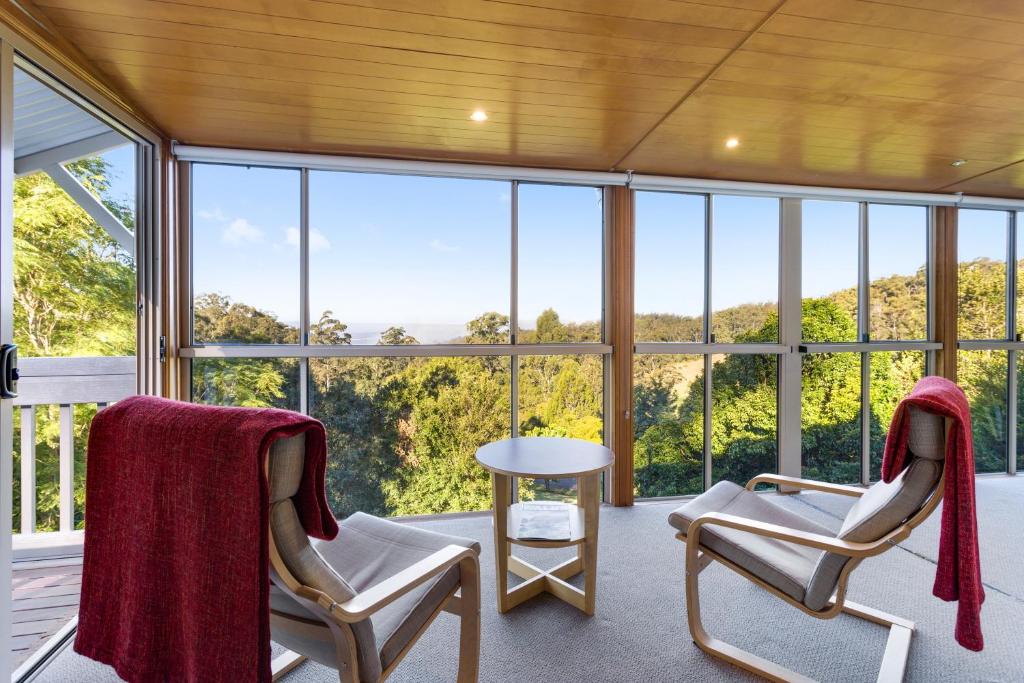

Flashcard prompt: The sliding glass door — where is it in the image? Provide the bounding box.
[0,46,157,680]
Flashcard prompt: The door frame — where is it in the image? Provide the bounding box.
[0,17,165,679]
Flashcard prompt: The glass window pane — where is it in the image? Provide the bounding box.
[711,353,777,484]
[711,196,779,342]
[957,209,1007,340]
[634,192,705,342]
[518,354,604,503]
[801,353,861,484]
[192,164,300,344]
[310,356,511,518]
[634,353,704,497]
[958,349,1007,473]
[191,358,300,410]
[868,204,927,341]
[869,351,926,481]
[308,172,511,344]
[518,184,603,342]
[802,201,859,342]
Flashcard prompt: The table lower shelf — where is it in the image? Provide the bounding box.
[505,502,586,548]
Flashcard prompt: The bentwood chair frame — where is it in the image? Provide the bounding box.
[263,451,482,683]
[677,426,948,683]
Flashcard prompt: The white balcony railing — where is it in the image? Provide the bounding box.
[14,356,135,556]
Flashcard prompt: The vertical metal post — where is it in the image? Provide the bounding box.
[602,185,614,503]
[778,198,802,482]
[861,353,872,485]
[926,206,938,377]
[703,196,713,345]
[703,196,713,490]
[1007,211,1017,474]
[510,181,519,500]
[299,168,309,414]
[859,203,872,484]
[1009,350,1017,475]
[703,354,713,491]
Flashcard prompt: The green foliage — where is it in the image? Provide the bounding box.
[12,160,135,533]
[13,159,135,357]
[194,292,298,344]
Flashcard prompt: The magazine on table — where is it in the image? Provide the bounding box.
[516,501,572,541]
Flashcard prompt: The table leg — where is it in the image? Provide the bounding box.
[491,472,511,613]
[579,472,600,615]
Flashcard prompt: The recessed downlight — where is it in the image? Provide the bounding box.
[470,109,488,122]
[951,159,968,167]
[725,137,740,149]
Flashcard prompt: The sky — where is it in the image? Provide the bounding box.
[191,163,959,343]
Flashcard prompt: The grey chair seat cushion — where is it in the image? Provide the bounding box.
[669,481,833,603]
[272,513,479,680]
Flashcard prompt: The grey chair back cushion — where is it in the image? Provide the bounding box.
[803,407,945,610]
[267,434,382,682]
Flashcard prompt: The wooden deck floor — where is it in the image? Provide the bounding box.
[11,559,81,669]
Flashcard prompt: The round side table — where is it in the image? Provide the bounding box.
[475,436,614,615]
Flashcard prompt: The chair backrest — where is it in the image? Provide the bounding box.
[803,406,946,611]
[266,434,380,680]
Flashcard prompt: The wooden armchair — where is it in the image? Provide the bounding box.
[263,434,481,683]
[670,406,948,683]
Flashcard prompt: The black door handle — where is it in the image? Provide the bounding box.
[0,343,18,399]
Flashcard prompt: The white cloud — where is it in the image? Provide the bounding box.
[198,207,227,221]
[498,192,511,204]
[429,238,459,253]
[311,230,331,252]
[285,226,331,252]
[222,218,264,245]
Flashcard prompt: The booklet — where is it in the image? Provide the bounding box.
[516,502,572,541]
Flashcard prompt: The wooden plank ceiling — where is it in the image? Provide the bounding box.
[21,0,1024,197]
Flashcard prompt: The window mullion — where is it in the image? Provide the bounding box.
[510,180,519,501]
[859,202,871,482]
[299,168,310,414]
[703,195,713,490]
[1008,212,1018,474]
[778,198,802,482]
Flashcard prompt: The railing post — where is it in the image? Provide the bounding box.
[20,406,35,534]
[59,403,74,532]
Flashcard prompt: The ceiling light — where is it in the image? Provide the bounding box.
[725,137,740,149]
[951,159,968,167]
[470,110,488,122]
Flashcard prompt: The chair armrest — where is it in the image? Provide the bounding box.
[745,473,866,498]
[321,544,477,623]
[687,512,899,558]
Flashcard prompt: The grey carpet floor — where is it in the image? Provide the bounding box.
[35,476,1024,682]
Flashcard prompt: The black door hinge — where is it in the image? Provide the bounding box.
[159,335,167,363]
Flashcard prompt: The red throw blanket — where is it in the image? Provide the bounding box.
[74,396,338,682]
[882,376,984,651]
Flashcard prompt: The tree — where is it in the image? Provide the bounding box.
[465,312,508,343]
[534,308,564,342]
[13,159,135,357]
[379,326,418,345]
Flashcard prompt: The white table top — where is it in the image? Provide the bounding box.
[475,436,614,478]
